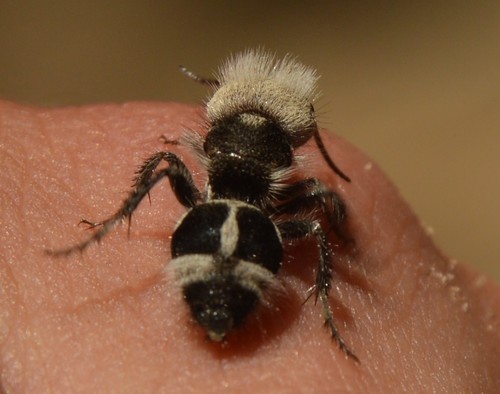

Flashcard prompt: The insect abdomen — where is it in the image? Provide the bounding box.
[170,201,283,341]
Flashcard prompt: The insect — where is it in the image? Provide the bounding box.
[47,50,357,360]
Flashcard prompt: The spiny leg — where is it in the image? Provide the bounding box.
[47,152,200,257]
[278,219,358,361]
[133,151,201,208]
[274,178,351,244]
[83,151,199,232]
[133,151,172,188]
[179,65,220,87]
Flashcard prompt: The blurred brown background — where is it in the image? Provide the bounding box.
[0,1,498,280]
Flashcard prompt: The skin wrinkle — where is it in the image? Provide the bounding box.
[10,299,38,390]
[417,278,474,391]
[390,215,431,299]
[357,198,459,389]
[34,116,81,225]
[0,149,26,239]
[65,271,165,319]
[0,263,19,371]
[0,129,31,390]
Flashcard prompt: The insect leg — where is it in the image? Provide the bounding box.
[278,219,358,361]
[134,151,201,208]
[47,152,200,256]
[274,178,351,244]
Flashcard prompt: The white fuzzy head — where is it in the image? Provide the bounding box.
[206,49,320,147]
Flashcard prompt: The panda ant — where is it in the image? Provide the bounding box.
[46,50,358,361]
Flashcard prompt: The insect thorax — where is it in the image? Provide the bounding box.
[204,113,293,204]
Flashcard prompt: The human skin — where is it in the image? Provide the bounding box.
[0,101,498,393]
